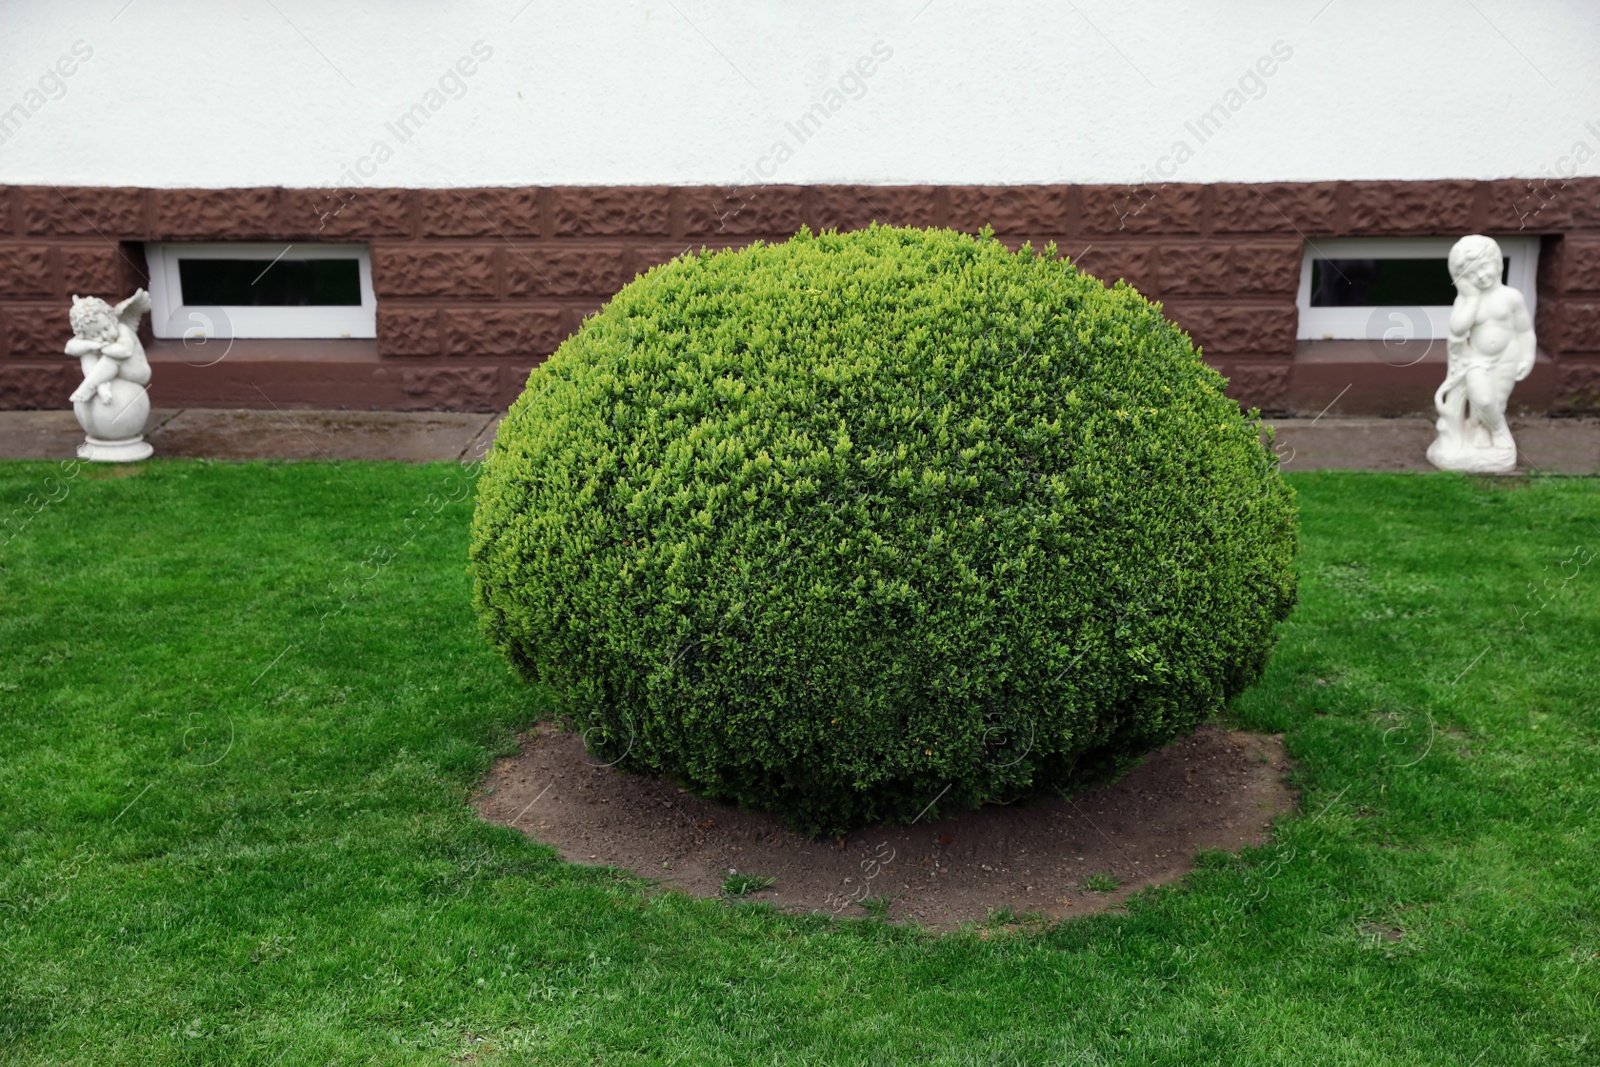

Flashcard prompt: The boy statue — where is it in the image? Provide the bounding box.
[64,289,154,462]
[1426,235,1536,473]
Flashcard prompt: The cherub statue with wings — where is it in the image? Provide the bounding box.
[64,288,154,461]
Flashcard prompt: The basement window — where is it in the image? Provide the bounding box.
[1296,236,1538,342]
[145,242,376,340]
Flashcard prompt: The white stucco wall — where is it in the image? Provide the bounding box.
[1,0,1597,188]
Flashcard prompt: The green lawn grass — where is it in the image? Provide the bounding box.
[2,460,1597,1066]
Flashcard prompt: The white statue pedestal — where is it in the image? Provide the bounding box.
[77,435,154,463]
[1426,434,1515,474]
[74,377,153,461]
[65,290,154,463]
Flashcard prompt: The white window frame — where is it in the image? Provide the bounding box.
[145,242,377,340]
[1295,236,1539,341]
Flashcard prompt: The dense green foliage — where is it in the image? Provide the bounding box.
[472,225,1298,834]
[4,462,1599,1065]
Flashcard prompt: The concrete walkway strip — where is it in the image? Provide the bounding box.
[1,410,1597,472]
[1269,417,1600,474]
[459,415,503,465]
[0,409,496,464]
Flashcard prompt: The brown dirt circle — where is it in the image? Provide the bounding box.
[475,721,1297,927]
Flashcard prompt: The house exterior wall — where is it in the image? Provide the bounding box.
[2,2,1597,188]
[3,179,1599,414]
[2,3,1597,412]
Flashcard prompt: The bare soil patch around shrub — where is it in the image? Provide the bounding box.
[476,722,1296,927]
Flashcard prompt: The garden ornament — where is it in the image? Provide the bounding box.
[65,288,154,462]
[1426,235,1535,474]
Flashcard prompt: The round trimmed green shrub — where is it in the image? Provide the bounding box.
[470,225,1297,837]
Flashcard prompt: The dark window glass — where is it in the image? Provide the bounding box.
[1310,257,1509,307]
[177,257,362,306]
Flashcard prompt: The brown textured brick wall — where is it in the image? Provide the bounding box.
[4,179,1599,411]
